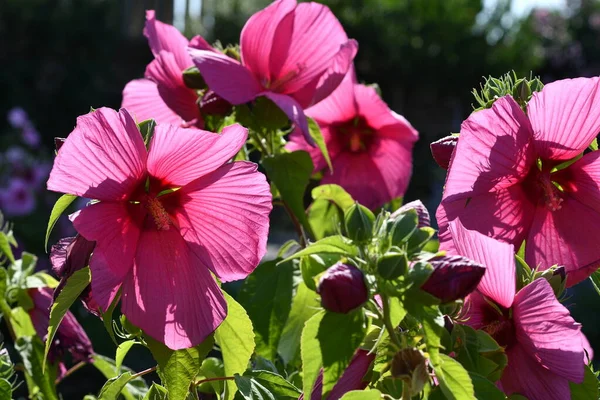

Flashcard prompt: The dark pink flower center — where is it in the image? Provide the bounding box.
[333,117,374,153]
[537,170,563,211]
[263,66,303,93]
[477,299,517,349]
[145,195,171,231]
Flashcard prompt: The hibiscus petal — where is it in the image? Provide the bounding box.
[513,278,585,383]
[122,79,187,127]
[437,185,535,252]
[189,35,213,51]
[147,123,247,188]
[554,150,600,214]
[121,227,227,350]
[368,136,415,204]
[528,77,600,161]
[500,345,571,400]
[189,49,262,105]
[73,202,144,310]
[444,96,535,200]
[286,125,336,172]
[47,108,147,201]
[448,219,515,308]
[240,0,296,82]
[170,162,272,282]
[526,196,600,286]
[263,92,313,145]
[144,10,192,70]
[304,70,358,125]
[462,291,495,330]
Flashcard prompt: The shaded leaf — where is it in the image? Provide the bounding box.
[280,235,357,264]
[436,354,475,400]
[45,194,77,251]
[98,372,133,400]
[301,311,324,397]
[307,118,333,172]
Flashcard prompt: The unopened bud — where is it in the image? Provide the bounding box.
[377,252,409,280]
[344,203,375,243]
[421,255,485,303]
[391,200,430,228]
[182,66,207,89]
[389,209,418,244]
[54,137,66,152]
[513,79,531,103]
[534,265,566,297]
[430,135,458,170]
[391,348,429,395]
[317,263,368,314]
[199,90,232,116]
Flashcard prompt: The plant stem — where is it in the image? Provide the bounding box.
[131,366,157,379]
[55,360,86,384]
[402,380,411,399]
[381,294,402,350]
[0,299,16,340]
[282,201,308,247]
[195,376,235,386]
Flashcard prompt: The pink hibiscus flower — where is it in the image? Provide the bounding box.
[447,220,591,400]
[122,10,215,128]
[188,0,358,144]
[47,107,272,349]
[286,71,418,209]
[437,77,600,286]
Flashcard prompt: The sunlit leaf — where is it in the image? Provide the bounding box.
[45,194,77,251]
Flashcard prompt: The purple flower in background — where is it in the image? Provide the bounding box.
[0,178,35,216]
[7,107,28,129]
[20,163,51,188]
[5,146,27,166]
[21,125,41,148]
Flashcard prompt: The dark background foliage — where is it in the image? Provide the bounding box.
[1,0,599,397]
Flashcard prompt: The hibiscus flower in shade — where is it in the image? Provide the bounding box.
[446,220,591,400]
[286,71,418,209]
[47,107,272,349]
[28,287,93,377]
[188,0,358,143]
[300,349,375,400]
[437,77,600,286]
[122,10,220,128]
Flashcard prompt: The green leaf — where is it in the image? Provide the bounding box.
[590,270,600,297]
[0,269,6,299]
[453,324,507,382]
[280,235,357,264]
[101,291,120,345]
[0,378,12,399]
[407,304,444,367]
[0,233,15,264]
[197,357,225,396]
[590,138,599,151]
[98,372,134,400]
[570,364,599,400]
[319,311,367,397]
[340,389,383,399]
[215,291,255,400]
[234,374,275,400]
[146,335,214,400]
[469,372,506,400]
[261,151,314,233]
[115,340,136,373]
[45,194,77,251]
[15,336,58,400]
[301,311,325,397]
[44,266,91,368]
[245,370,301,398]
[307,118,333,172]
[25,272,59,288]
[143,383,168,400]
[436,353,475,400]
[278,282,320,365]
[11,307,36,337]
[92,354,149,400]
[300,254,329,291]
[311,184,355,211]
[138,119,157,147]
[308,198,342,240]
[238,260,293,361]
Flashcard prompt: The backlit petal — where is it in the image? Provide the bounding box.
[144,10,191,70]
[122,79,186,126]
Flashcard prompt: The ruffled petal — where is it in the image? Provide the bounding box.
[145,52,201,125]
[309,40,358,106]
[73,202,144,310]
[122,79,186,126]
[448,220,515,308]
[444,96,535,200]
[188,49,262,104]
[513,278,586,383]
[47,108,147,201]
[147,124,247,188]
[437,185,535,252]
[144,10,191,70]
[304,70,358,125]
[526,196,600,286]
[263,92,312,144]
[168,162,272,282]
[368,136,415,204]
[528,77,600,161]
[121,227,227,350]
[500,345,571,400]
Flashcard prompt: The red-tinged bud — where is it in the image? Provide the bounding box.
[199,90,233,116]
[534,265,567,297]
[391,200,431,228]
[317,263,368,314]
[430,135,458,170]
[421,255,485,303]
[50,235,99,315]
[54,137,66,152]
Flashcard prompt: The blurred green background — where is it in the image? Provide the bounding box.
[1,0,599,397]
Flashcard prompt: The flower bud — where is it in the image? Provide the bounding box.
[513,79,532,104]
[54,137,66,152]
[430,135,458,170]
[392,200,430,228]
[388,209,418,244]
[317,263,368,314]
[344,203,375,243]
[391,348,428,395]
[534,265,566,298]
[182,66,207,90]
[421,255,485,303]
[377,252,408,280]
[199,90,232,116]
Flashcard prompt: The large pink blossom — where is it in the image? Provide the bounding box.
[447,220,591,400]
[47,107,272,349]
[188,0,358,143]
[437,77,600,286]
[286,71,418,209]
[122,10,214,128]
